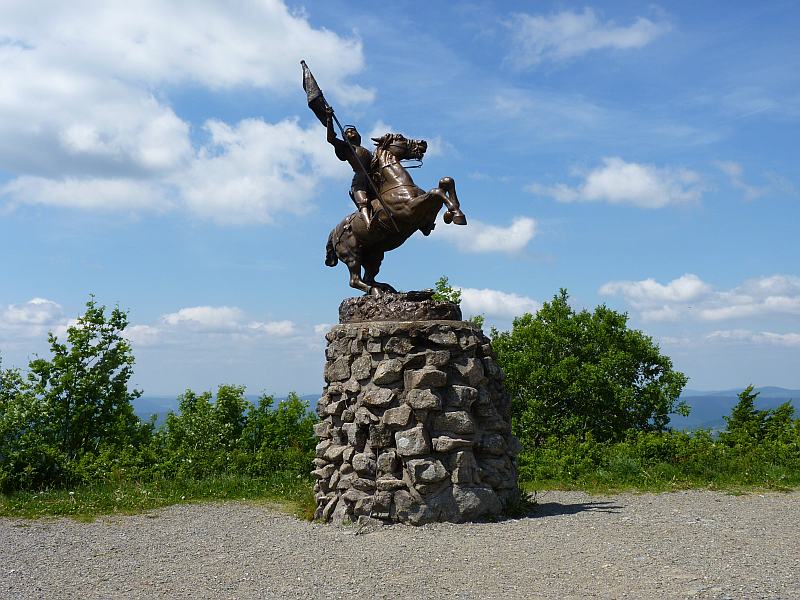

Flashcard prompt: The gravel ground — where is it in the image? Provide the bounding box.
[2,490,799,599]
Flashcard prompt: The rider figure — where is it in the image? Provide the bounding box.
[325,106,374,229]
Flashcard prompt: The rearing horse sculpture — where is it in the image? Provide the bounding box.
[325,133,467,295]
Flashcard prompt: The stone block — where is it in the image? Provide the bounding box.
[432,436,474,452]
[362,387,395,407]
[355,406,379,425]
[446,385,478,410]
[404,366,447,390]
[382,403,412,427]
[368,423,393,448]
[325,356,351,382]
[406,458,449,484]
[478,433,506,455]
[376,449,399,474]
[313,421,331,438]
[351,355,372,380]
[352,453,377,477]
[433,410,475,435]
[426,350,450,367]
[428,330,458,346]
[405,388,441,410]
[384,336,413,354]
[395,424,430,457]
[376,477,406,491]
[455,357,485,386]
[373,359,404,384]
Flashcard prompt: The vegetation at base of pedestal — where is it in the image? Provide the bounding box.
[3,293,800,520]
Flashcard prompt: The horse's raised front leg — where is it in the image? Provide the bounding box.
[430,176,467,225]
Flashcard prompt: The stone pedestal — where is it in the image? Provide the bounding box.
[313,293,520,525]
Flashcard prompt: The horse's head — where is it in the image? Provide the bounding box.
[371,133,427,161]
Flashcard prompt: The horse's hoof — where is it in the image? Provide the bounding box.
[443,211,453,224]
[368,286,382,297]
[452,211,467,225]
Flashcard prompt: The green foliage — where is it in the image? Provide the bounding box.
[467,314,485,329]
[432,275,462,305]
[492,289,689,449]
[721,385,799,448]
[0,299,147,491]
[155,386,317,479]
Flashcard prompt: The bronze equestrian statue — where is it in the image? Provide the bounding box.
[302,61,467,296]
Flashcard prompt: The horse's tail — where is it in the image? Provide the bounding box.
[325,228,338,267]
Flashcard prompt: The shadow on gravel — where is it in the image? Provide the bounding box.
[495,492,624,521]
[528,499,622,518]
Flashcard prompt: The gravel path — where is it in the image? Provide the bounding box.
[2,490,799,599]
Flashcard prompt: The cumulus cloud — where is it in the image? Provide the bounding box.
[460,288,540,318]
[601,273,800,322]
[527,157,703,208]
[434,216,537,254]
[0,1,368,223]
[0,298,67,338]
[508,8,669,68]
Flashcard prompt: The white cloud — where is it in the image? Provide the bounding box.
[0,298,67,339]
[599,274,712,304]
[509,8,669,68]
[459,288,540,318]
[0,1,368,223]
[714,160,765,200]
[434,216,537,254]
[159,305,296,338]
[527,157,703,208]
[314,323,332,335]
[161,306,245,331]
[176,118,341,225]
[601,273,800,322]
[125,324,162,347]
[247,320,295,336]
[706,330,800,347]
[3,177,172,211]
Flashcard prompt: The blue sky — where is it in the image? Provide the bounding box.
[1,1,798,395]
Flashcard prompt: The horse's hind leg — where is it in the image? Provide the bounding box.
[363,251,397,294]
[345,259,378,296]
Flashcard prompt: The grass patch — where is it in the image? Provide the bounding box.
[0,472,315,521]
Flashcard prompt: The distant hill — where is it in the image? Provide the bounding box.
[133,393,319,426]
[671,387,800,431]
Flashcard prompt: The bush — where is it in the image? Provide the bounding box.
[492,289,688,449]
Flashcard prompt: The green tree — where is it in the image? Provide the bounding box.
[491,289,688,449]
[0,299,146,490]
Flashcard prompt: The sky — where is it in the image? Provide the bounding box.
[1,1,799,396]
